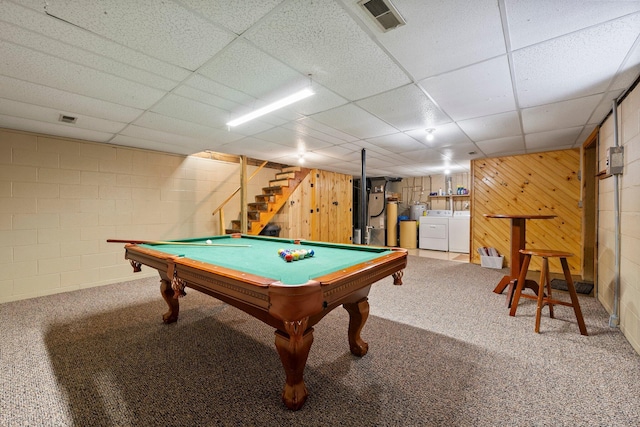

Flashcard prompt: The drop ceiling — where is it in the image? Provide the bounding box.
[1,0,639,177]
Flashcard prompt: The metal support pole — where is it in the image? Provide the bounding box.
[360,149,367,244]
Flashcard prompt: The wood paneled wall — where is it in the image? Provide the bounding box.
[471,149,582,275]
[273,169,353,243]
[316,170,353,243]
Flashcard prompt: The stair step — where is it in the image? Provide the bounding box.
[255,194,276,203]
[248,202,268,211]
[221,167,310,236]
[282,166,302,173]
[262,186,283,195]
[268,179,289,187]
[275,172,296,180]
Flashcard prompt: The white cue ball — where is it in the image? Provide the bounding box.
[206,239,213,245]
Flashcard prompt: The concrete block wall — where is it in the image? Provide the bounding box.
[598,82,640,354]
[0,128,275,303]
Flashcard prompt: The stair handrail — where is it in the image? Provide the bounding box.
[212,160,268,235]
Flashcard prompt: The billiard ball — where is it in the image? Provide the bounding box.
[285,254,293,262]
[206,239,213,245]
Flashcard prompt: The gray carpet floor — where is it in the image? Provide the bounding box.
[1,255,639,426]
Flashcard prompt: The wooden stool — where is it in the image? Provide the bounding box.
[509,249,587,335]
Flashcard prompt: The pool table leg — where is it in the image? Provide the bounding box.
[343,297,370,357]
[275,319,313,411]
[160,279,179,324]
[392,270,404,285]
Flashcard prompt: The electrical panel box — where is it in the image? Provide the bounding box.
[606,146,624,175]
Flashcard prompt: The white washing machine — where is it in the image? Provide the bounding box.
[448,211,470,253]
[419,210,452,251]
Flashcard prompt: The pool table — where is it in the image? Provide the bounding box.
[114,234,407,410]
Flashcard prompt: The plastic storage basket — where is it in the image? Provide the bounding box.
[480,255,504,269]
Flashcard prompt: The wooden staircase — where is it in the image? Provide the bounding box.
[227,167,311,235]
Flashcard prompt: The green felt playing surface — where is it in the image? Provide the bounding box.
[140,235,393,285]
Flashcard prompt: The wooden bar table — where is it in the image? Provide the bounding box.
[483,214,557,295]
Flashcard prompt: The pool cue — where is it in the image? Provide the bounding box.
[106,239,251,247]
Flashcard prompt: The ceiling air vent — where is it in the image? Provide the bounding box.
[359,0,406,32]
[58,114,77,124]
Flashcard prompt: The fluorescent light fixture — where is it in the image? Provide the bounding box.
[226,88,315,127]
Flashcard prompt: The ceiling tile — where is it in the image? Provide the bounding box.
[0,98,126,133]
[0,76,142,123]
[176,0,282,34]
[360,156,399,169]
[310,104,398,139]
[458,111,522,141]
[513,13,640,108]
[184,74,253,105]
[356,84,451,131]
[437,142,480,160]
[476,135,526,156]
[525,127,584,151]
[0,114,114,143]
[119,124,213,152]
[246,0,410,100]
[522,94,602,134]
[505,0,640,50]
[364,132,426,153]
[0,1,190,81]
[216,137,294,160]
[132,111,240,146]
[349,0,506,79]
[611,39,640,92]
[172,85,241,112]
[252,127,333,151]
[277,150,335,167]
[588,90,624,125]
[198,39,304,99]
[350,140,415,164]
[150,94,232,129]
[285,84,349,116]
[311,145,360,161]
[281,121,350,145]
[406,122,473,149]
[291,118,359,143]
[0,21,179,91]
[419,56,516,121]
[43,0,236,70]
[395,147,447,163]
[0,41,165,109]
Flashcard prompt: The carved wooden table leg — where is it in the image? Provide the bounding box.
[392,270,404,285]
[160,279,179,324]
[343,297,370,357]
[274,319,313,411]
